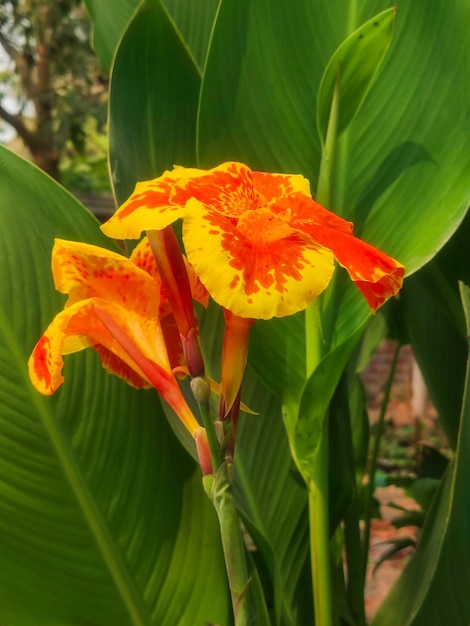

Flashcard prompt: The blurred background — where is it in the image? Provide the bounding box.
[0,0,114,217]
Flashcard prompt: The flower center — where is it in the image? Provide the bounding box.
[236,208,294,244]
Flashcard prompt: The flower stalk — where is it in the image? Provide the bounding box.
[211,461,255,626]
[305,73,340,626]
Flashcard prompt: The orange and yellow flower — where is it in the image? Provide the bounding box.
[101,161,405,319]
[28,238,204,435]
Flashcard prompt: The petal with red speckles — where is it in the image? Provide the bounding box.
[102,161,405,317]
[183,198,335,319]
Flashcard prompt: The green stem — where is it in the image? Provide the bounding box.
[362,342,401,583]
[308,421,333,626]
[316,75,340,207]
[305,71,339,626]
[211,461,255,626]
[305,298,322,377]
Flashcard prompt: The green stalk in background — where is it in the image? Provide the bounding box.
[303,77,340,626]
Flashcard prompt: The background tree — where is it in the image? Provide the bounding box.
[0,0,108,182]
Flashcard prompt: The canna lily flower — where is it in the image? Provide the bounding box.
[28,238,207,435]
[101,161,405,319]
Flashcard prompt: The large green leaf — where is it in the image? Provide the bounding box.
[85,0,218,73]
[316,8,395,144]
[109,0,201,203]
[105,0,219,203]
[84,0,140,71]
[0,146,229,625]
[236,370,312,626]
[163,0,220,71]
[372,282,470,625]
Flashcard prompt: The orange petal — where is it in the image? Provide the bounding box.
[288,192,355,234]
[93,304,199,433]
[101,162,261,240]
[172,161,256,218]
[296,221,405,312]
[194,427,213,475]
[100,164,236,240]
[101,175,185,240]
[52,239,161,317]
[129,236,162,278]
[321,231,405,311]
[252,171,311,203]
[94,344,152,389]
[29,298,167,394]
[284,195,405,311]
[183,198,335,319]
[147,228,197,339]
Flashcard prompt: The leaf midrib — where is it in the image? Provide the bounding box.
[0,307,151,626]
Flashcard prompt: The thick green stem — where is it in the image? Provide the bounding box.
[308,421,333,626]
[211,462,255,626]
[362,342,401,583]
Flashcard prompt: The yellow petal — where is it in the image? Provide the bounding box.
[183,199,335,319]
[101,166,207,239]
[52,239,161,316]
[101,161,266,239]
[28,298,168,395]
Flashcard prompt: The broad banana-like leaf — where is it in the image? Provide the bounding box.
[107,0,219,203]
[108,0,201,203]
[84,0,139,71]
[316,8,395,144]
[0,146,229,625]
[162,0,220,71]
[372,282,470,625]
[85,0,217,73]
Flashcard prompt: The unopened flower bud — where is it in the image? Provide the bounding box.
[185,327,205,378]
[190,376,211,406]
